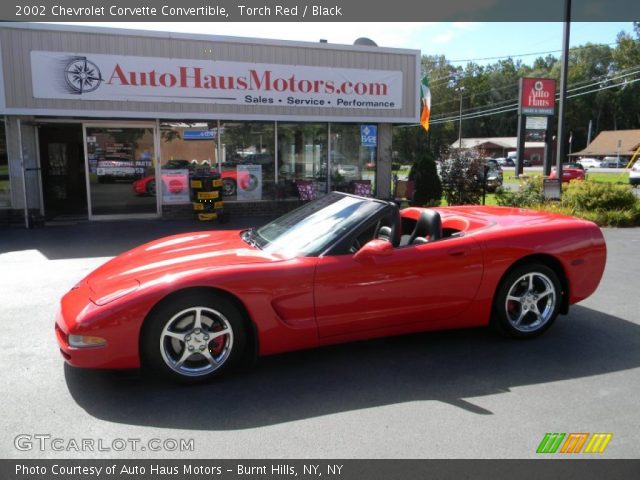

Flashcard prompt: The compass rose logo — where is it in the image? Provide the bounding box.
[64,57,103,94]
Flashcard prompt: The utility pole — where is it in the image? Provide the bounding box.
[457,86,465,150]
[555,0,572,190]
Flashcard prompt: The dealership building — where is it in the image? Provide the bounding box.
[0,23,420,224]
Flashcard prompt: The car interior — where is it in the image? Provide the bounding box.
[334,203,471,256]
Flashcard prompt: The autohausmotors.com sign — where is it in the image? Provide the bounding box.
[31,51,403,109]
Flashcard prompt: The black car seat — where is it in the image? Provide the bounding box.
[375,203,402,247]
[406,209,443,245]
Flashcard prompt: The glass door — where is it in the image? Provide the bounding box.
[84,124,159,218]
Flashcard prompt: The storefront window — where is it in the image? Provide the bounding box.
[0,120,10,207]
[159,122,218,203]
[330,124,377,196]
[219,121,275,201]
[85,126,156,216]
[278,123,328,199]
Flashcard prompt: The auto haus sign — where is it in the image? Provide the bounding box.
[31,51,403,110]
[520,77,557,116]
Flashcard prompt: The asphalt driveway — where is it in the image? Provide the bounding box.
[0,220,638,459]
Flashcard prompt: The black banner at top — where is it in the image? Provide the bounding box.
[3,0,640,22]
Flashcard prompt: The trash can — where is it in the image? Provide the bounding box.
[190,172,224,221]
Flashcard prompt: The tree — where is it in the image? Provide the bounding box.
[439,148,484,205]
[410,149,442,207]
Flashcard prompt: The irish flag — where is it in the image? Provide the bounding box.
[420,74,431,132]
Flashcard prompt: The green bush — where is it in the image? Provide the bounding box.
[496,177,640,227]
[440,156,483,205]
[495,176,545,207]
[410,150,442,207]
[562,181,637,211]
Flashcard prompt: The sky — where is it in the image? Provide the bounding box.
[53,21,635,65]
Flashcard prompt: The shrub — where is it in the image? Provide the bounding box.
[496,177,640,226]
[495,176,545,207]
[410,150,442,207]
[562,181,637,211]
[440,156,483,205]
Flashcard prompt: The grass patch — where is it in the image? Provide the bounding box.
[585,171,629,184]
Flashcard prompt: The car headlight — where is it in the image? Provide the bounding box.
[68,335,107,348]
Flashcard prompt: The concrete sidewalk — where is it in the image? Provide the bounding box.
[0,215,277,260]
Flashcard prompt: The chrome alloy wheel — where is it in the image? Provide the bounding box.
[504,272,557,333]
[159,307,234,377]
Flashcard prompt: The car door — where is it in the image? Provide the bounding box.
[313,235,484,338]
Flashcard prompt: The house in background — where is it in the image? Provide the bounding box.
[452,137,546,165]
[570,129,640,161]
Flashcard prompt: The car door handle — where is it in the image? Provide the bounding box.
[448,249,467,257]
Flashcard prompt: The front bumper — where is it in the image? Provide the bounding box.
[54,283,143,370]
[55,311,112,368]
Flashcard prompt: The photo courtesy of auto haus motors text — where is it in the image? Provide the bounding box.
[14,462,344,477]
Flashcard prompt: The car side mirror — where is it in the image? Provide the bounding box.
[354,239,393,261]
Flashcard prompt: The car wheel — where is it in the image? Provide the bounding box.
[142,292,247,382]
[222,178,237,197]
[146,180,156,196]
[492,263,562,338]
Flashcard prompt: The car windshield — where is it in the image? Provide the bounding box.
[250,192,383,258]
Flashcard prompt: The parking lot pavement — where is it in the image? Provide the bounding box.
[0,223,639,459]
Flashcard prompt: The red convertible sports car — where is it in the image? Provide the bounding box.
[132,169,247,197]
[55,192,606,382]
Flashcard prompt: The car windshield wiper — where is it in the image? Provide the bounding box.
[241,228,263,249]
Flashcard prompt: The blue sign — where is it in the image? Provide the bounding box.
[360,125,377,147]
[183,130,216,140]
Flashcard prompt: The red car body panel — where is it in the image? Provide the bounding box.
[132,169,246,195]
[56,205,606,370]
[549,168,585,183]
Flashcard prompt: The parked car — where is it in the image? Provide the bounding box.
[601,156,627,168]
[549,165,585,183]
[506,152,530,167]
[577,158,602,169]
[479,159,504,192]
[55,192,606,382]
[630,161,640,186]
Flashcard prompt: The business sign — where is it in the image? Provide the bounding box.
[520,78,556,116]
[183,130,216,140]
[360,125,377,147]
[31,51,403,110]
[236,164,262,201]
[526,116,548,130]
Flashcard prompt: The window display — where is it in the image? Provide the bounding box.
[278,123,328,199]
[86,126,156,216]
[219,121,275,201]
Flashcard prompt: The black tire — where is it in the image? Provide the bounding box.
[222,178,237,197]
[146,179,156,196]
[141,291,247,383]
[491,263,562,339]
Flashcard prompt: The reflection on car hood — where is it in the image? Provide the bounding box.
[84,230,282,290]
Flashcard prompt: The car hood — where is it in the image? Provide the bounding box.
[83,230,281,298]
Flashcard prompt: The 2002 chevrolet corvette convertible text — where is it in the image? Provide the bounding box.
[55,192,606,382]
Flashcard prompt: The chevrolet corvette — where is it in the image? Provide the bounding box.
[55,192,606,382]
